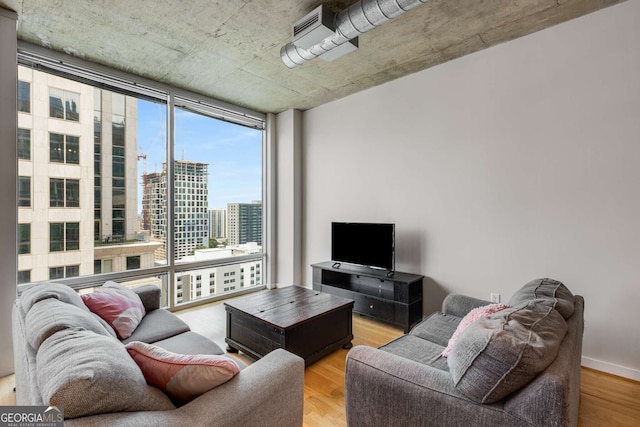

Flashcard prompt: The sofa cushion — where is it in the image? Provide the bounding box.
[447,300,568,403]
[410,312,461,347]
[508,278,575,319]
[380,335,449,371]
[442,303,509,357]
[121,308,191,344]
[152,331,225,355]
[126,341,240,404]
[20,282,89,315]
[36,329,175,418]
[25,298,115,350]
[81,281,146,339]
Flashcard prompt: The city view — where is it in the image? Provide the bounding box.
[17,66,264,305]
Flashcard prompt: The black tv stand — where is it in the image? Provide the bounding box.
[311,261,423,333]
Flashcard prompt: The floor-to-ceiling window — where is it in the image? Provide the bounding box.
[171,106,263,303]
[16,46,267,309]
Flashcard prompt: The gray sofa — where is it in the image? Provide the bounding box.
[13,282,304,427]
[345,279,584,427]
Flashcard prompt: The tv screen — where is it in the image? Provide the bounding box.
[331,222,395,271]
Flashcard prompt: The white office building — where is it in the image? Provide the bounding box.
[17,66,159,283]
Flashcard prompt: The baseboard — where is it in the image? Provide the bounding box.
[582,356,640,381]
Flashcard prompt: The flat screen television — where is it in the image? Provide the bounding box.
[331,222,395,271]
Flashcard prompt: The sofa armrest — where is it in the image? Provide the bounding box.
[180,348,305,426]
[442,293,492,317]
[64,349,305,427]
[134,284,161,312]
[345,345,528,427]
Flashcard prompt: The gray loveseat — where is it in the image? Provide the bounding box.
[13,282,304,427]
[345,279,584,427]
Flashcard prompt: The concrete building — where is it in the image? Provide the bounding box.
[17,66,158,283]
[227,201,262,245]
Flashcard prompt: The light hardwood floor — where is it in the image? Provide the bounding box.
[2,296,639,426]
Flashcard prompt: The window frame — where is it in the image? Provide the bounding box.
[49,133,80,164]
[17,128,30,160]
[17,80,30,113]
[49,87,80,121]
[18,176,31,207]
[49,178,79,208]
[49,221,80,252]
[18,223,30,255]
[17,41,271,310]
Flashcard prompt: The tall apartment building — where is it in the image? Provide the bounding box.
[17,66,159,283]
[142,160,209,261]
[209,208,227,239]
[227,201,262,245]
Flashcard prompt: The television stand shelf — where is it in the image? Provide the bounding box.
[311,261,424,333]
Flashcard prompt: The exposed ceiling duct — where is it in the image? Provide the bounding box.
[280,0,430,68]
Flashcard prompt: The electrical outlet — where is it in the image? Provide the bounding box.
[490,293,501,303]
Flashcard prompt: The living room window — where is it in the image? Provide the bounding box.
[17,47,268,309]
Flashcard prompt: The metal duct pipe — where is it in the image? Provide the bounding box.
[281,0,429,68]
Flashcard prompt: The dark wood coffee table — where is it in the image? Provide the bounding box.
[224,286,354,366]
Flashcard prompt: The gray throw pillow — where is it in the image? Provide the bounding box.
[26,298,116,350]
[447,300,568,403]
[37,329,175,418]
[508,278,575,319]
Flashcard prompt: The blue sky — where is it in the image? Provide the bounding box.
[137,100,262,210]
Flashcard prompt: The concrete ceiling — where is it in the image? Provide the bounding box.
[1,0,624,114]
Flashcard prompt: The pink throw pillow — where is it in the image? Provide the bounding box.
[81,281,146,339]
[125,341,240,403]
[442,303,509,357]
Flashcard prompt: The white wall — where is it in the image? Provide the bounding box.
[301,1,640,379]
[0,7,17,376]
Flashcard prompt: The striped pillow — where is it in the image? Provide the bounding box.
[82,281,146,339]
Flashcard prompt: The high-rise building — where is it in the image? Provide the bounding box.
[227,201,262,245]
[142,160,209,261]
[209,208,227,239]
[17,66,160,283]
